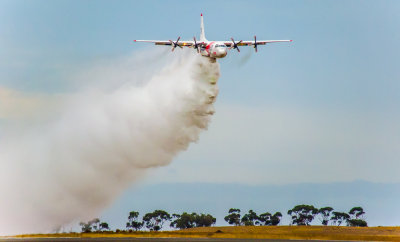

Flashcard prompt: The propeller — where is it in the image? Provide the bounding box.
[254,35,258,53]
[169,37,182,52]
[193,36,200,53]
[230,37,243,52]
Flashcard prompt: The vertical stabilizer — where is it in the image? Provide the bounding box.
[200,13,207,42]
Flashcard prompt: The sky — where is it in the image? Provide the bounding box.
[1,0,400,229]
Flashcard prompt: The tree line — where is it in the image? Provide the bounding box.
[79,204,367,232]
[79,210,216,232]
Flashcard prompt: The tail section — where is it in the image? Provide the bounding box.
[200,13,207,42]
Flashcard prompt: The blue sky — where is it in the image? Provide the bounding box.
[1,0,400,228]
[2,0,399,107]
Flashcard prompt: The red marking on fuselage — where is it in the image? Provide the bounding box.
[205,41,215,56]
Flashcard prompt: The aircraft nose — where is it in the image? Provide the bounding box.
[218,48,227,57]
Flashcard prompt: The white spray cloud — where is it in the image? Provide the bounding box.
[0,49,220,234]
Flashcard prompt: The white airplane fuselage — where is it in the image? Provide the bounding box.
[200,41,228,59]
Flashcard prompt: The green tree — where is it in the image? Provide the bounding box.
[91,218,101,231]
[126,211,144,231]
[287,205,318,225]
[331,212,350,226]
[349,207,365,219]
[259,212,282,226]
[271,212,282,225]
[143,210,171,231]
[79,222,92,233]
[99,222,110,231]
[171,212,216,229]
[194,213,216,227]
[170,212,196,230]
[241,210,260,226]
[348,207,367,227]
[318,207,334,226]
[79,218,100,233]
[224,208,242,226]
[259,212,272,225]
[347,219,368,227]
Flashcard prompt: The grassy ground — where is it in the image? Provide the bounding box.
[13,226,400,241]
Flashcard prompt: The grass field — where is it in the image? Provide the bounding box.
[14,226,400,241]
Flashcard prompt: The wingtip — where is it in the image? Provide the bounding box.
[290,40,293,42]
[201,13,203,16]
[133,40,136,42]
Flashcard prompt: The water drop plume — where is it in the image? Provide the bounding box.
[0,50,220,234]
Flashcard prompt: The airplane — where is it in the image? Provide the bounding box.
[133,14,292,61]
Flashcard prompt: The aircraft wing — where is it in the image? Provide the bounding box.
[224,40,292,47]
[133,40,205,47]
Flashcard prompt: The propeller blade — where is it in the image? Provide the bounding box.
[230,37,241,52]
[193,36,199,53]
[236,39,242,52]
[175,36,182,49]
[169,40,175,52]
[170,37,181,51]
[254,35,258,53]
[229,37,235,50]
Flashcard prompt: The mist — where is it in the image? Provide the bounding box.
[0,49,220,234]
